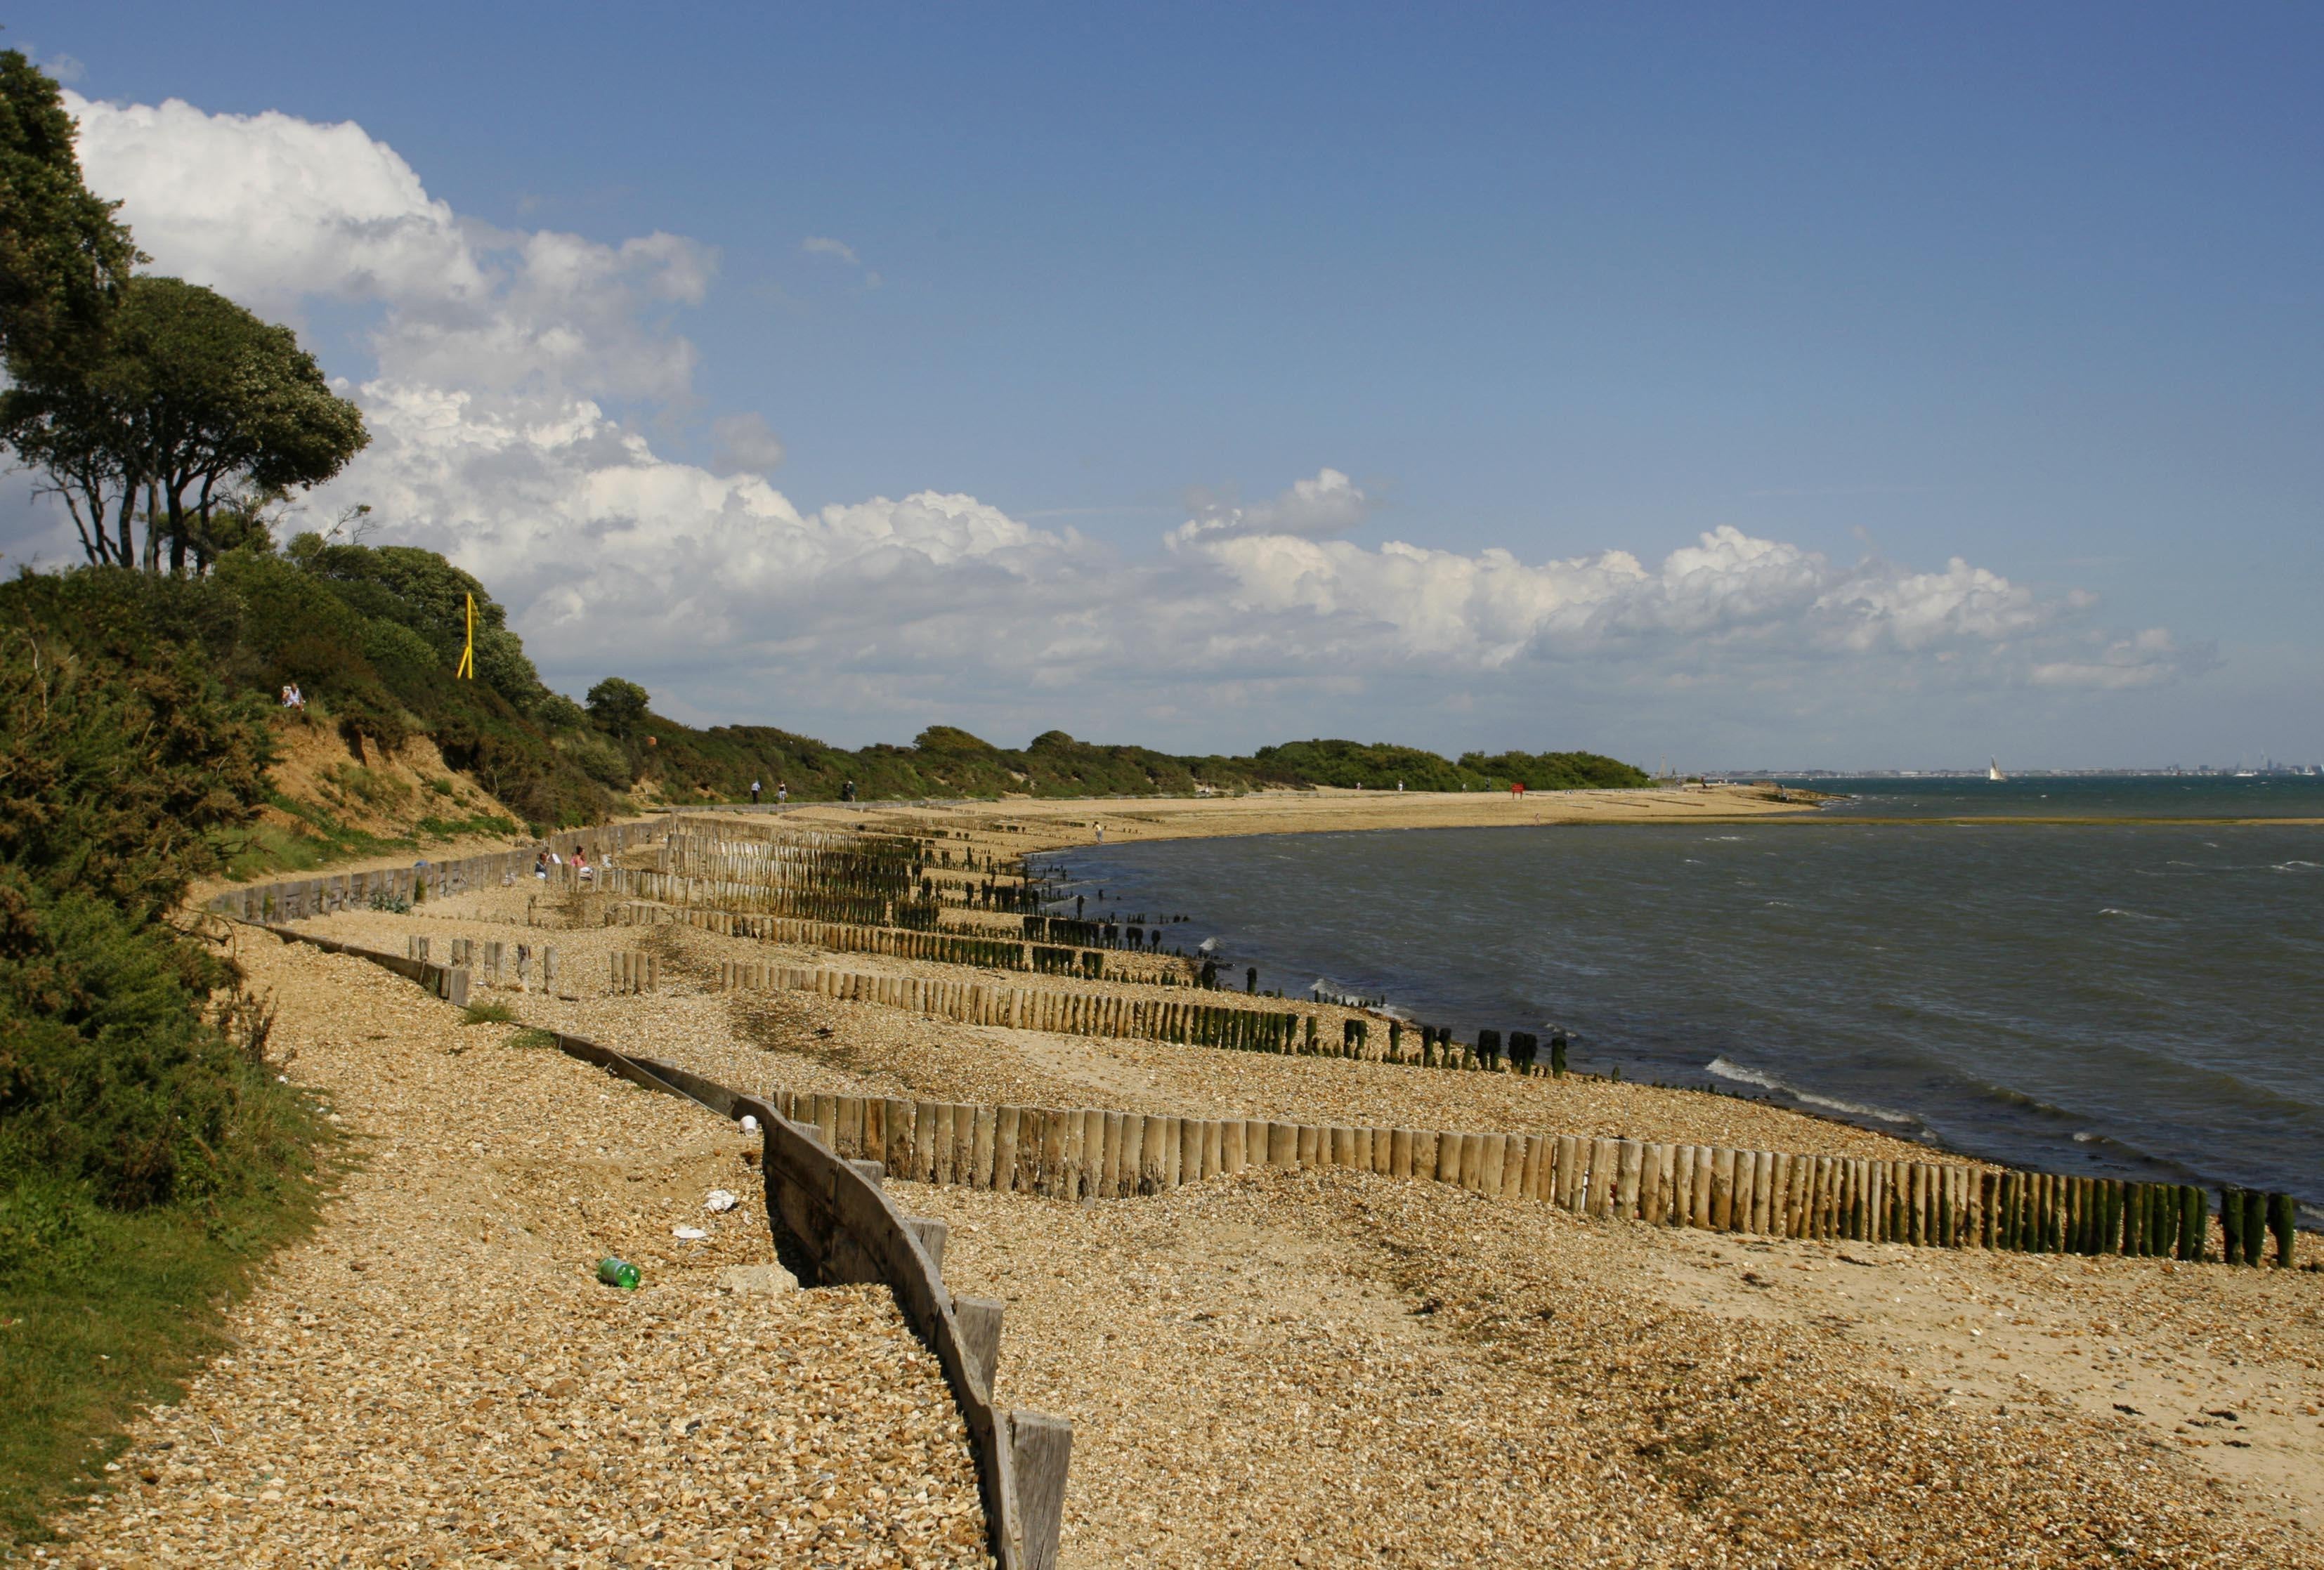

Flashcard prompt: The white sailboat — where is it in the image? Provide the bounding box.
[1988,757,2006,782]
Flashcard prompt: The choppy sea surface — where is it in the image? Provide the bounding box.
[1040,777,2324,1213]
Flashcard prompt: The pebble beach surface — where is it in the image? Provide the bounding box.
[249,864,2324,1567]
[40,933,993,1569]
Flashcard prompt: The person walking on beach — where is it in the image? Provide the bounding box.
[1095,821,1104,844]
[750,778,762,804]
[776,782,788,804]
[841,779,857,804]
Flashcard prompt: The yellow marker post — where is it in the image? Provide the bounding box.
[456,591,476,680]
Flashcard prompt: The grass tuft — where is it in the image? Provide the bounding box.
[461,1000,518,1026]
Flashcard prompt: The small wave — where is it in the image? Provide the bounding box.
[1763,899,1795,908]
[1705,1057,1917,1125]
[1704,835,1743,842]
[2098,907,2172,921]
[2276,860,2320,872]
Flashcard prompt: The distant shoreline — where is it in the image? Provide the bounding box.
[788,785,2324,856]
[793,783,1818,853]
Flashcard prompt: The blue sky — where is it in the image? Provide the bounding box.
[8,4,2320,768]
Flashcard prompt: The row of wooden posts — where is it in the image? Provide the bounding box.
[405,935,559,992]
[599,867,931,929]
[719,962,1341,1047]
[767,1087,1969,1246]
[725,962,1537,1075]
[769,1087,2299,1264]
[208,821,653,922]
[658,832,921,891]
[629,905,1076,974]
[610,951,660,995]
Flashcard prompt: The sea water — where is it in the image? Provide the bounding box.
[1043,777,2324,1212]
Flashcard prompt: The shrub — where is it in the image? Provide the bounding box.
[586,677,651,738]
[0,870,261,1208]
[461,1000,518,1026]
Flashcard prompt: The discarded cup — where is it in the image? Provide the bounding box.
[739,1115,759,1134]
[703,1190,738,1213]
[596,1257,641,1290]
[672,1226,708,1241]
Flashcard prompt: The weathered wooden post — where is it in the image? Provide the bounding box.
[2268,1192,2297,1267]
[2176,1186,2205,1260]
[1510,1031,1537,1075]
[2240,1189,2267,1267]
[1477,1028,1502,1073]
[1549,1030,1568,1078]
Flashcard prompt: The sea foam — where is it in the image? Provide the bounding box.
[1706,1056,1917,1126]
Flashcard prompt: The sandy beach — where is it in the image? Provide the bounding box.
[781,782,1819,855]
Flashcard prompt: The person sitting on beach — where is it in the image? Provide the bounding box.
[535,850,550,880]
[572,849,594,883]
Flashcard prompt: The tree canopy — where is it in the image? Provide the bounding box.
[586,677,651,738]
[0,50,136,368]
[0,275,368,572]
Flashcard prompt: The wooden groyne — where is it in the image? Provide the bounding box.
[762,1088,2295,1264]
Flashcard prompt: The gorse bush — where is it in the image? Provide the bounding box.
[0,571,308,1220]
[0,872,269,1209]
[0,572,273,917]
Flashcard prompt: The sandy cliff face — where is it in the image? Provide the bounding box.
[227,716,538,885]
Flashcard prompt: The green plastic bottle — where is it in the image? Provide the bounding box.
[596,1257,640,1290]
